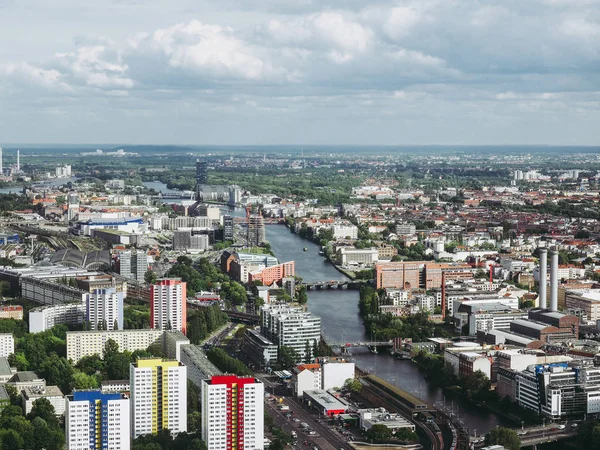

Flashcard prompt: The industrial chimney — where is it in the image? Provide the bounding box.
[538,248,547,309]
[549,249,559,311]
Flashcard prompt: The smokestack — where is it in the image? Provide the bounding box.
[549,249,559,311]
[489,264,493,284]
[539,248,547,309]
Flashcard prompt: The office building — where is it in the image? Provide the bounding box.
[375,261,471,290]
[261,305,321,359]
[248,261,295,286]
[130,358,187,438]
[86,288,124,331]
[66,390,130,450]
[119,251,148,281]
[22,385,65,416]
[196,160,208,185]
[172,230,210,251]
[247,214,265,246]
[201,375,264,450]
[223,215,234,242]
[150,279,187,335]
[29,303,85,333]
[0,333,14,358]
[337,247,379,267]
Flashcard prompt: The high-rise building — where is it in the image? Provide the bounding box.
[119,250,148,281]
[86,288,124,330]
[196,160,208,185]
[223,215,234,242]
[130,358,187,438]
[150,279,187,334]
[66,390,130,450]
[0,146,3,174]
[247,214,265,246]
[260,305,321,359]
[201,375,264,450]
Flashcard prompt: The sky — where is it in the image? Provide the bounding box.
[0,0,599,146]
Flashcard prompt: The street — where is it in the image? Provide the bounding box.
[259,374,350,450]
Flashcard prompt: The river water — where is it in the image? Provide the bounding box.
[262,221,505,434]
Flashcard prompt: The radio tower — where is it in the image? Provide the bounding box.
[0,146,3,174]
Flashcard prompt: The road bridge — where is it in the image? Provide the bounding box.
[302,280,370,290]
[222,310,260,325]
[233,217,285,225]
[329,341,394,348]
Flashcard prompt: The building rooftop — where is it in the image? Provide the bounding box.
[0,357,12,377]
[181,344,222,378]
[511,319,549,331]
[22,385,63,399]
[0,385,9,402]
[9,371,42,383]
[304,389,348,411]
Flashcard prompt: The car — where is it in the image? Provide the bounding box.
[308,431,316,436]
[550,427,558,431]
[572,423,579,428]
[557,425,566,430]
[517,430,527,436]
[293,418,301,423]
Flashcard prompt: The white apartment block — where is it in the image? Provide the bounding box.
[86,288,124,331]
[66,390,130,450]
[201,375,264,450]
[29,303,85,333]
[261,305,321,359]
[130,359,187,438]
[0,333,14,357]
[150,279,187,334]
[66,329,163,363]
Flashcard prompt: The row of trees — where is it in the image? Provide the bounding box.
[206,348,253,376]
[186,305,228,345]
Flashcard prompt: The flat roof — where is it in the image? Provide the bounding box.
[22,385,63,399]
[304,390,347,411]
[511,319,549,330]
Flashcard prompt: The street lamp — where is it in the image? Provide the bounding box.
[521,421,524,431]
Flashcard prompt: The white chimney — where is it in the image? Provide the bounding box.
[549,249,559,311]
[538,248,547,309]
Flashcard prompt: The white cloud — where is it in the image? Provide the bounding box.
[140,20,291,81]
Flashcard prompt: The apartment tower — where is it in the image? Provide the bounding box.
[201,375,264,450]
[150,279,187,334]
[66,390,130,450]
[130,358,187,438]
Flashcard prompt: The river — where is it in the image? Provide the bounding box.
[262,222,505,434]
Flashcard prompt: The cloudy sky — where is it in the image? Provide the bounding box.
[0,0,599,145]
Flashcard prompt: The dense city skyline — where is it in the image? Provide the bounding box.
[1,0,599,145]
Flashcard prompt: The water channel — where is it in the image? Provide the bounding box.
[263,222,506,434]
[147,188,505,433]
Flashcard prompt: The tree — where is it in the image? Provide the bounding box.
[484,427,521,450]
[297,286,308,305]
[72,371,100,390]
[39,353,74,394]
[76,354,104,375]
[367,424,393,442]
[304,341,312,364]
[343,378,362,393]
[144,269,158,285]
[276,346,300,370]
[27,397,59,429]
